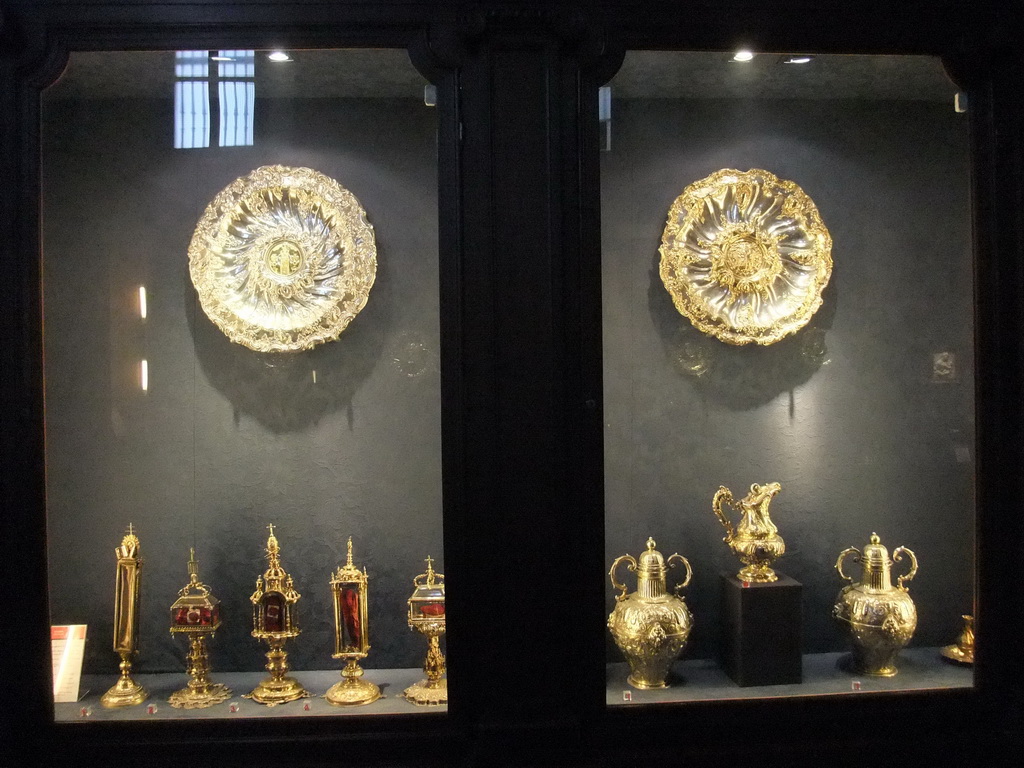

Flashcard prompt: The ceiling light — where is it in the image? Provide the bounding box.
[732,50,754,62]
[210,55,234,62]
[783,55,813,64]
[267,51,292,62]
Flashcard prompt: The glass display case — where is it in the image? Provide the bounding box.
[40,47,445,721]
[2,1,1021,765]
[602,51,975,704]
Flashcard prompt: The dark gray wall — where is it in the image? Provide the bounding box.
[42,94,442,675]
[602,97,975,661]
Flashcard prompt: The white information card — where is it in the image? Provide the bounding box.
[51,624,87,703]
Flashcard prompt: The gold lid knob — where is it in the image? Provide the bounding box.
[860,532,891,573]
[636,537,667,579]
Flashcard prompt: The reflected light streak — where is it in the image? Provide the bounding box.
[140,359,149,392]
[139,286,147,319]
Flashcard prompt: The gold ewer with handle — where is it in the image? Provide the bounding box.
[833,533,918,676]
[608,538,693,689]
[712,482,785,583]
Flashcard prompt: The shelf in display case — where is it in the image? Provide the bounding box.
[57,668,446,721]
[606,648,971,707]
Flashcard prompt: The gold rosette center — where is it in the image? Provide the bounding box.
[710,227,782,299]
[264,238,306,278]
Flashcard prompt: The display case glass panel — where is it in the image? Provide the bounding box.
[601,51,975,704]
[42,48,445,720]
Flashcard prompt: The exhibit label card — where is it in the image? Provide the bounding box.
[51,624,87,702]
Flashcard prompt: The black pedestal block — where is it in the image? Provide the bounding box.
[719,572,803,687]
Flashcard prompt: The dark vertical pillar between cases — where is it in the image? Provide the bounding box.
[413,13,622,753]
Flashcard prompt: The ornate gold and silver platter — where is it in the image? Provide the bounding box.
[659,168,832,346]
[189,165,376,352]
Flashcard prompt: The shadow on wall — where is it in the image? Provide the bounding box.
[185,262,388,434]
[648,251,838,411]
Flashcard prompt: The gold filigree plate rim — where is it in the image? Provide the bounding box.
[659,168,832,346]
[188,164,377,353]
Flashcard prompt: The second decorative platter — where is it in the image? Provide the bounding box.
[659,168,832,346]
[188,165,377,353]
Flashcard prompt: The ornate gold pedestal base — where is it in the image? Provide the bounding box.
[101,656,147,708]
[169,635,232,709]
[244,643,311,706]
[941,644,973,664]
[402,678,447,706]
[325,658,381,707]
[245,675,309,708]
[101,676,148,708]
[840,653,900,678]
[941,615,974,665]
[940,645,972,664]
[858,664,899,678]
[627,675,668,691]
[169,683,232,709]
[246,675,310,706]
[737,564,778,584]
[325,677,381,706]
[403,633,447,705]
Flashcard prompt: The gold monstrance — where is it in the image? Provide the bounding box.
[325,537,381,706]
[403,556,447,705]
[245,524,311,705]
[168,549,231,708]
[101,524,147,707]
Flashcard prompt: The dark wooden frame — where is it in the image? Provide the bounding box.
[1,2,1021,766]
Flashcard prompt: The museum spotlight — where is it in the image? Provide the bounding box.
[732,49,754,62]
[784,56,813,64]
[268,51,291,62]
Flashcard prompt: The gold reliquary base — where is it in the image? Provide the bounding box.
[325,676,381,707]
[246,675,310,707]
[169,682,232,709]
[325,658,381,707]
[402,677,447,706]
[244,641,311,706]
[100,674,147,708]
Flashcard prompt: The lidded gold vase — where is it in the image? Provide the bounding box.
[713,482,785,582]
[833,533,918,677]
[608,538,693,689]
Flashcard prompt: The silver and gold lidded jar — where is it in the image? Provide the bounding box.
[608,538,693,690]
[834,533,918,677]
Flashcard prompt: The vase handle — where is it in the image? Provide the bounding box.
[892,546,918,590]
[712,486,736,543]
[835,547,860,582]
[609,554,637,602]
[667,553,693,595]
